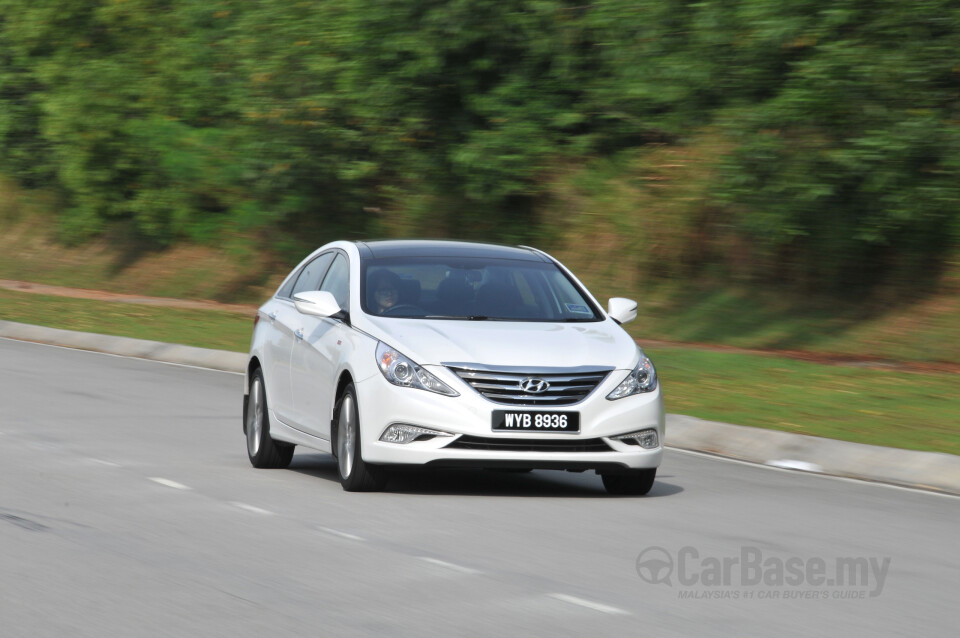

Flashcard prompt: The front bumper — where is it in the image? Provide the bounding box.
[354,366,664,471]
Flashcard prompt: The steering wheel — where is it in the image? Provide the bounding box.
[382,304,426,316]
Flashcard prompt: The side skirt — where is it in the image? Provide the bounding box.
[268,410,333,454]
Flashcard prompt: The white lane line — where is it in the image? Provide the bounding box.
[317,526,365,541]
[27,441,60,451]
[148,477,191,490]
[88,458,121,467]
[230,502,273,515]
[417,557,481,575]
[548,593,630,616]
[667,447,960,499]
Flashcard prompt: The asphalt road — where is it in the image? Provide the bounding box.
[1,338,957,637]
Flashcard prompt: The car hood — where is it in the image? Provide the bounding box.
[360,316,638,370]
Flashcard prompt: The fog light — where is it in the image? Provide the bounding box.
[611,428,659,449]
[380,424,453,444]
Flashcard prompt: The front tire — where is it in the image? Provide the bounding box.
[601,468,656,495]
[334,383,387,492]
[246,368,294,469]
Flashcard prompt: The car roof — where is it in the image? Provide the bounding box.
[355,240,549,262]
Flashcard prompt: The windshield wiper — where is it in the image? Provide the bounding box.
[422,315,492,321]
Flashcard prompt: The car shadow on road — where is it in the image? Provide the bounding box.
[288,453,683,498]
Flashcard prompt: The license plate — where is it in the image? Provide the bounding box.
[492,410,580,433]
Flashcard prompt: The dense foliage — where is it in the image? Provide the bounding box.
[1,0,957,290]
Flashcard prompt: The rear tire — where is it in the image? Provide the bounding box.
[334,383,387,492]
[601,468,656,495]
[246,369,294,469]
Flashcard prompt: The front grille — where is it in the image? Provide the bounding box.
[446,435,613,453]
[449,366,611,406]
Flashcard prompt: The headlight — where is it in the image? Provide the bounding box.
[606,350,658,400]
[376,342,459,396]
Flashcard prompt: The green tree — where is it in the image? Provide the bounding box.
[719,0,960,289]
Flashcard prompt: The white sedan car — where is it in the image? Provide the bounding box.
[244,240,664,494]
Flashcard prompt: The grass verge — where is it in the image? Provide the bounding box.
[2,287,956,456]
[649,347,959,456]
[0,288,254,352]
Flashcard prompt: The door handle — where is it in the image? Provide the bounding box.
[294,328,304,341]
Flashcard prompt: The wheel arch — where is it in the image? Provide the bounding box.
[246,356,262,390]
[243,357,263,435]
[330,370,355,458]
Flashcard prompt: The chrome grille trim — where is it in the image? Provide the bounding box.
[448,366,612,406]
[443,363,612,374]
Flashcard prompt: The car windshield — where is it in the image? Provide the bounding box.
[361,256,602,321]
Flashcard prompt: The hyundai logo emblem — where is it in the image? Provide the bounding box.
[520,378,550,394]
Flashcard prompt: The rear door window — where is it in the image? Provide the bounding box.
[289,252,335,298]
[319,253,350,310]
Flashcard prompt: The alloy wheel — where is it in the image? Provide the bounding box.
[247,376,263,457]
[338,394,355,479]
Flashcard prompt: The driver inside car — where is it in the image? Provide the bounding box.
[370,270,402,314]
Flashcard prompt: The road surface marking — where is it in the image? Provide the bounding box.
[230,502,273,515]
[0,338,244,375]
[148,477,191,490]
[417,557,481,575]
[317,526,365,541]
[88,458,121,467]
[669,448,960,499]
[548,593,630,615]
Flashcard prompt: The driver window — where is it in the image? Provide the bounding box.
[320,253,350,310]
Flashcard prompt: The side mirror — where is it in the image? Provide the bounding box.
[607,297,638,324]
[293,290,342,318]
